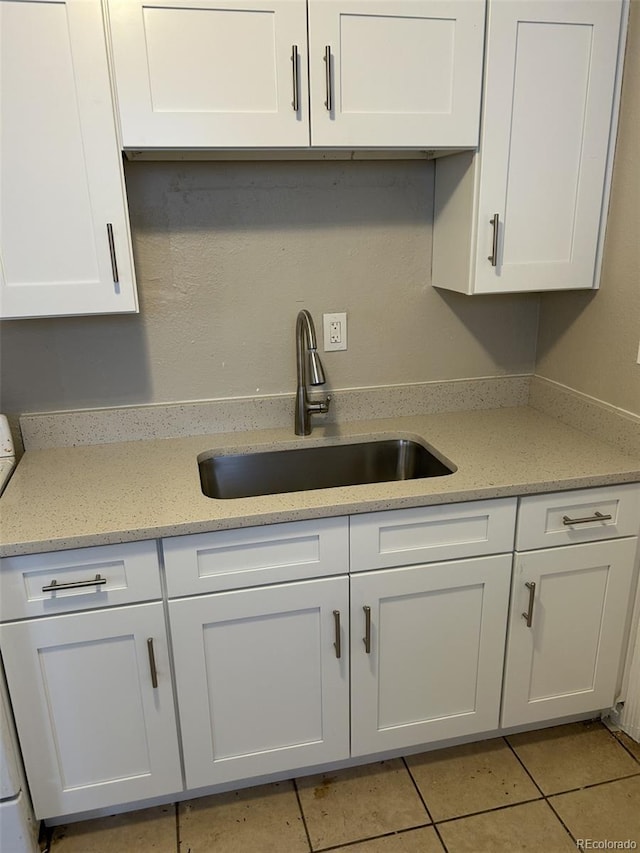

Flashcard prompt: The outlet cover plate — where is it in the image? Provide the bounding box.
[323,312,347,351]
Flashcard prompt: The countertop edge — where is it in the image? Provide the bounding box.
[3,469,639,559]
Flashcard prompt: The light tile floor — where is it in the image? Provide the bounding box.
[46,721,640,853]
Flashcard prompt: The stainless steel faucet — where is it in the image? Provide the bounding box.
[295,309,331,435]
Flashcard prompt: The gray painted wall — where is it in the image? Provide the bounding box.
[536,1,640,417]
[0,160,538,415]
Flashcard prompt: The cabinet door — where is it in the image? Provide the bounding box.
[107,0,310,148]
[433,0,626,294]
[169,576,349,788]
[0,603,181,819]
[0,0,137,318]
[502,538,638,729]
[350,554,512,756]
[308,0,485,147]
[474,0,624,293]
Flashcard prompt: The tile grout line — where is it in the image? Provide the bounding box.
[292,778,314,853]
[502,735,547,798]
[294,738,640,852]
[401,756,435,823]
[545,769,640,799]
[402,756,450,853]
[431,795,544,828]
[42,723,640,852]
[505,723,640,798]
[545,772,640,849]
[309,824,435,853]
[502,733,579,846]
[544,795,580,846]
[502,726,640,847]
[600,719,640,764]
[611,729,640,766]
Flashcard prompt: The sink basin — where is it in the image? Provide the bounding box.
[198,438,455,499]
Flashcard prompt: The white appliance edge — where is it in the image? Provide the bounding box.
[0,415,40,853]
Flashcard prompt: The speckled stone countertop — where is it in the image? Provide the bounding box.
[2,406,639,557]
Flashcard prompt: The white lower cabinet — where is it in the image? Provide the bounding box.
[0,602,182,819]
[1,486,638,823]
[502,484,640,729]
[169,575,350,788]
[350,554,512,756]
[501,537,638,729]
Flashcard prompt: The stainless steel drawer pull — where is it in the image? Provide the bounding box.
[522,581,536,628]
[363,605,371,654]
[562,511,613,526]
[488,214,499,266]
[333,610,341,659]
[42,574,107,593]
[106,223,119,284]
[291,45,299,111]
[147,638,158,689]
[324,45,332,111]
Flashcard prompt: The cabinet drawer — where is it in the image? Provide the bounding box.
[516,483,640,551]
[163,516,349,596]
[349,498,517,571]
[0,541,162,621]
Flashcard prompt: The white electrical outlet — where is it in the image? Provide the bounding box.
[323,312,347,351]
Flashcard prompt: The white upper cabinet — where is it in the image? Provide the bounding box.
[106,0,485,149]
[0,0,137,319]
[433,0,627,293]
[107,0,310,148]
[307,0,485,147]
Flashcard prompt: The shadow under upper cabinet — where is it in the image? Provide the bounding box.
[199,438,455,499]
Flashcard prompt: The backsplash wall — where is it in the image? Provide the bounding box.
[0,160,539,417]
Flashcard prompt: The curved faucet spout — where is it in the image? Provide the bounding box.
[295,310,331,436]
[296,310,323,387]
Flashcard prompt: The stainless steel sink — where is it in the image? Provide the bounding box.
[198,438,455,499]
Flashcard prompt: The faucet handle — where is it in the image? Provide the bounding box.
[309,394,331,415]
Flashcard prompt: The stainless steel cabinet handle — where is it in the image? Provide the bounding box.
[562,511,612,525]
[522,581,536,628]
[147,638,158,689]
[363,605,371,653]
[488,214,499,266]
[291,45,299,111]
[324,45,332,111]
[42,573,107,593]
[106,223,119,284]
[333,610,341,659]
